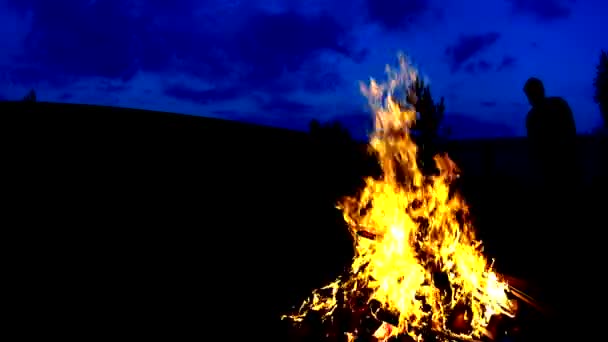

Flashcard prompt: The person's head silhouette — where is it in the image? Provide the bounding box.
[523,77,545,107]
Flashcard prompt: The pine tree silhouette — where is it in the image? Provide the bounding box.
[407,78,446,175]
[593,50,607,128]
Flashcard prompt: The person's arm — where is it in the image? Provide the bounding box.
[525,111,541,156]
[525,111,536,140]
[560,99,577,138]
[525,112,531,136]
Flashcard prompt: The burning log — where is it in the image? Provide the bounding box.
[370,315,518,342]
[361,299,515,342]
[357,228,381,241]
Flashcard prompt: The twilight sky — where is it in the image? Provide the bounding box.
[0,0,605,138]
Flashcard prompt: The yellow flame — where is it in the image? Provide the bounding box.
[285,55,514,341]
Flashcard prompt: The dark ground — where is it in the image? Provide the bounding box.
[2,101,607,340]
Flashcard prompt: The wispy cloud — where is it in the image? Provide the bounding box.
[506,0,575,21]
[445,32,501,72]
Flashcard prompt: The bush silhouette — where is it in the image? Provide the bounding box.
[594,50,608,128]
[23,89,37,103]
[309,119,353,145]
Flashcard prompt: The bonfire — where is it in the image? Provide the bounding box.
[283,55,517,341]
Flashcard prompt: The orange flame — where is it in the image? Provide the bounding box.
[285,54,514,341]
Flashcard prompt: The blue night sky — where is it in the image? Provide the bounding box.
[0,0,605,138]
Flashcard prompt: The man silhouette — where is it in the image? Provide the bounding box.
[523,77,580,319]
[523,77,578,187]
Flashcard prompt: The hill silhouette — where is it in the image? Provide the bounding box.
[3,100,606,340]
[2,100,365,339]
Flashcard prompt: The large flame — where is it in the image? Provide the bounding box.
[285,55,514,341]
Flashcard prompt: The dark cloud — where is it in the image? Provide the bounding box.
[297,59,346,93]
[480,101,497,107]
[59,93,73,101]
[477,60,492,72]
[364,0,431,31]
[439,81,465,102]
[463,64,475,74]
[256,98,314,115]
[230,11,360,87]
[496,56,517,71]
[464,59,494,74]
[511,101,530,112]
[6,1,364,99]
[163,84,243,105]
[506,0,575,21]
[445,33,501,72]
[443,113,514,138]
[303,71,343,93]
[8,0,141,82]
[8,66,73,87]
[98,82,130,94]
[462,55,516,74]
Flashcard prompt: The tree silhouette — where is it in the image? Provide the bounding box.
[407,78,446,174]
[309,119,353,144]
[23,89,37,103]
[593,50,607,128]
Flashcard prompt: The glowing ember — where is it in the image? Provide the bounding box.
[284,55,515,341]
